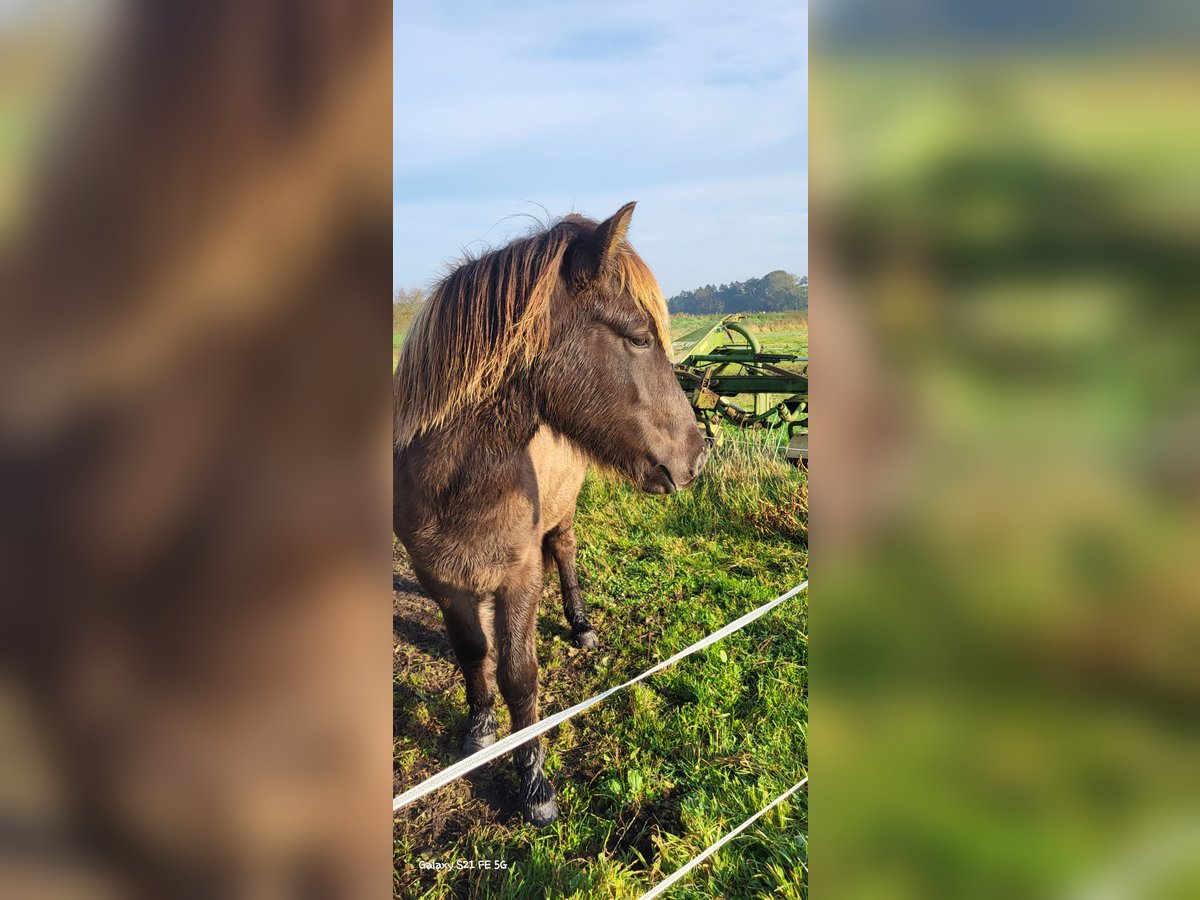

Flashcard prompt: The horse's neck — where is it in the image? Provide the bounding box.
[411,393,541,495]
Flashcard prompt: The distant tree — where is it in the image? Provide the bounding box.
[666,271,807,314]
[697,285,722,314]
[393,287,425,332]
[760,270,804,311]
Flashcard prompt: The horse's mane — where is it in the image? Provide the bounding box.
[393,214,670,448]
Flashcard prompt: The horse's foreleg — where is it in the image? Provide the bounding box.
[436,592,497,755]
[496,560,557,827]
[544,520,598,649]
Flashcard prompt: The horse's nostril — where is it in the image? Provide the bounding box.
[655,463,678,492]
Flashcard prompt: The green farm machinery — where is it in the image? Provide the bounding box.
[672,315,808,465]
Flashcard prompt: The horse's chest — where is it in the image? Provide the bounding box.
[402,486,539,592]
[536,472,584,532]
[529,428,587,530]
[394,428,586,593]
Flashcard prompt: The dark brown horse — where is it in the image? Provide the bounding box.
[393,202,707,825]
[2,2,393,895]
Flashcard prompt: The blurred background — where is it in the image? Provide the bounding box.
[813,2,1200,898]
[1,2,392,897]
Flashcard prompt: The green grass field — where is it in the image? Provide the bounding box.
[669,310,808,359]
[394,311,808,898]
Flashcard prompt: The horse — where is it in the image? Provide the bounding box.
[2,2,393,895]
[393,202,708,826]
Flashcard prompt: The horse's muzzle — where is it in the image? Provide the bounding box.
[641,463,678,494]
[641,445,708,494]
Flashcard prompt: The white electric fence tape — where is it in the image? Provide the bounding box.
[393,580,808,813]
[636,776,809,900]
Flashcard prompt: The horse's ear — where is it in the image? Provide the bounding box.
[576,201,637,278]
[597,201,637,260]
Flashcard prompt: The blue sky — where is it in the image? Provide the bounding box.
[394,0,807,299]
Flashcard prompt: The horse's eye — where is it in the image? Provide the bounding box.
[627,334,652,349]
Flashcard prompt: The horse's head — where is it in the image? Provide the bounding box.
[536,203,708,494]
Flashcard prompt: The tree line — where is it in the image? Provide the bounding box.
[667,270,807,315]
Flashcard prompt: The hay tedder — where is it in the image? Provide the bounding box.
[672,315,807,465]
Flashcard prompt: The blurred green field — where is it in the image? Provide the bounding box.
[817,56,1200,900]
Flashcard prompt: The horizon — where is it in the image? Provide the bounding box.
[393,0,808,299]
[393,266,808,303]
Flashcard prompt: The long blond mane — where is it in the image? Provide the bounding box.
[393,215,669,448]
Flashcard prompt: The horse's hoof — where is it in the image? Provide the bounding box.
[572,628,599,650]
[463,731,496,755]
[523,796,559,827]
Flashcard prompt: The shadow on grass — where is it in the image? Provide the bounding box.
[392,613,448,659]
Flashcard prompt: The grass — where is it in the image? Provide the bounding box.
[670,311,808,359]
[394,436,808,899]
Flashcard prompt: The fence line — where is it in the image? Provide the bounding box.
[393,580,808,813]
[637,776,809,900]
